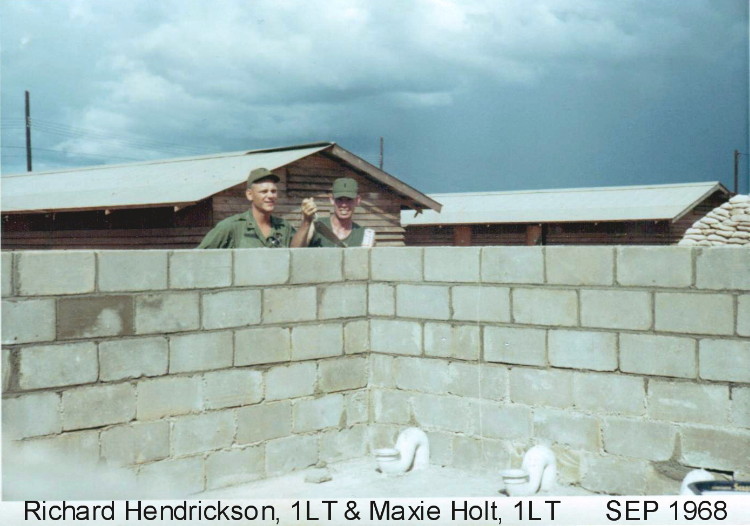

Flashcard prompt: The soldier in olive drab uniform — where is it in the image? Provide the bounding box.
[309,177,374,248]
[198,167,317,249]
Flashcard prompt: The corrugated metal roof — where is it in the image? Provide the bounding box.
[401,181,729,226]
[1,143,331,212]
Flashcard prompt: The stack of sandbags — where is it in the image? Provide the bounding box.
[678,195,750,247]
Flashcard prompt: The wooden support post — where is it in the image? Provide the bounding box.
[454,225,472,246]
[525,224,543,246]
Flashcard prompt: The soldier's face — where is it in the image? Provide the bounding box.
[330,195,360,220]
[246,181,278,213]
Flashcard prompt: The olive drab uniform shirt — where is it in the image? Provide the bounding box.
[309,217,366,248]
[197,210,296,248]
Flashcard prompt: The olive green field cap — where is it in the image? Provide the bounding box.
[332,177,358,198]
[247,167,280,187]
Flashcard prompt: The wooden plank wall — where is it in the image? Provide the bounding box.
[2,200,212,250]
[211,152,408,246]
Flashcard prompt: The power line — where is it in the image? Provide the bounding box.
[2,145,141,162]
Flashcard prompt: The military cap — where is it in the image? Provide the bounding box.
[332,177,358,198]
[247,167,280,187]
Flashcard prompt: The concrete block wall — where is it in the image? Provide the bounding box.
[2,246,749,496]
[2,249,370,495]
[367,246,750,495]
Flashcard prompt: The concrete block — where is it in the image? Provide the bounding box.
[136,375,203,420]
[169,331,233,374]
[581,454,648,495]
[617,247,692,287]
[739,295,750,337]
[680,426,750,472]
[369,354,396,388]
[396,284,450,320]
[368,283,394,316]
[424,322,480,360]
[548,329,617,371]
[480,364,510,401]
[319,425,368,463]
[57,295,134,339]
[236,401,292,444]
[205,445,264,490]
[17,251,95,295]
[3,392,61,439]
[546,246,614,285]
[172,410,235,456]
[293,394,345,432]
[533,408,601,451]
[551,445,582,486]
[732,387,750,427]
[234,249,289,286]
[370,319,421,356]
[290,248,343,283]
[512,288,578,327]
[99,336,168,381]
[424,247,480,282]
[137,456,205,497]
[655,292,734,335]
[450,435,484,471]
[447,362,481,398]
[344,248,369,280]
[134,292,200,334]
[266,362,316,401]
[620,334,697,379]
[603,417,676,461]
[2,252,12,297]
[291,324,343,360]
[481,247,544,284]
[344,319,369,355]
[645,467,681,496]
[647,380,729,425]
[696,248,750,290]
[202,289,261,329]
[452,285,510,322]
[203,369,263,409]
[2,298,55,344]
[262,286,317,324]
[345,390,368,425]
[509,368,574,408]
[424,430,453,467]
[479,401,531,439]
[100,421,170,465]
[18,342,97,390]
[22,429,101,467]
[371,388,413,425]
[266,434,318,476]
[699,338,750,383]
[412,393,479,435]
[98,250,168,292]
[318,356,368,393]
[371,247,422,281]
[169,249,232,289]
[580,289,651,330]
[235,326,291,366]
[319,283,367,319]
[484,326,546,366]
[394,356,448,394]
[62,383,136,431]
[573,372,645,416]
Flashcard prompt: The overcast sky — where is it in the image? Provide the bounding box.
[1,0,748,193]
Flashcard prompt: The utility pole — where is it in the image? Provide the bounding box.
[379,137,384,170]
[25,90,32,172]
[733,149,742,195]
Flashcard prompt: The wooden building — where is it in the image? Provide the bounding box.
[402,182,730,246]
[2,142,441,249]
